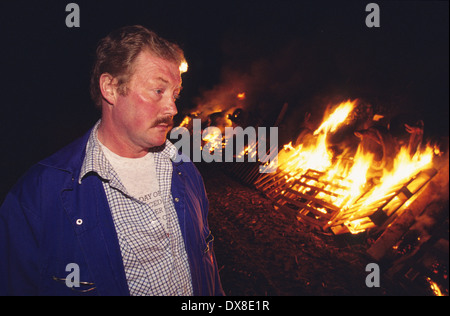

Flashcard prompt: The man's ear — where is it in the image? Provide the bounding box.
[99,73,118,105]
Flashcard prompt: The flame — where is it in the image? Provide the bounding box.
[314,100,355,135]
[179,61,188,74]
[237,92,246,100]
[426,277,444,296]
[337,148,374,209]
[179,115,191,127]
[278,100,357,176]
[359,146,433,210]
[275,100,435,234]
[202,128,223,153]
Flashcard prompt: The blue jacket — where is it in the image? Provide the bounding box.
[0,128,224,296]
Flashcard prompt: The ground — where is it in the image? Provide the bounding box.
[197,162,425,296]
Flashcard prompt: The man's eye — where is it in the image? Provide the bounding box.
[155,89,164,95]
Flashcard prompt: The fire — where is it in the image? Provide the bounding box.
[237,92,246,100]
[179,115,191,127]
[426,277,444,296]
[359,145,433,210]
[314,100,355,135]
[278,100,358,177]
[337,148,374,209]
[272,100,435,234]
[179,61,188,74]
[202,128,223,153]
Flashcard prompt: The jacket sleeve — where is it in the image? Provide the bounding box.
[0,176,41,295]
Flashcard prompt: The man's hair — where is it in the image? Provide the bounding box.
[90,25,185,108]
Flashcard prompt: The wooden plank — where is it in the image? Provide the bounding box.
[274,202,323,228]
[276,194,333,219]
[291,179,342,197]
[285,188,340,212]
[255,170,289,190]
[254,160,293,186]
[328,167,439,233]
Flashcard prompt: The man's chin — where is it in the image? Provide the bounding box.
[147,136,168,152]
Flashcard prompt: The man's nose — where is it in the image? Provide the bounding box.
[165,97,178,117]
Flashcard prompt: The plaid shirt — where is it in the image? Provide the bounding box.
[79,121,193,296]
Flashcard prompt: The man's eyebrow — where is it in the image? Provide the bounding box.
[156,77,169,84]
[153,77,182,91]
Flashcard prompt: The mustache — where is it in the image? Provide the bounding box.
[152,115,174,127]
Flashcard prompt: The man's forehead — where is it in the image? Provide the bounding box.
[133,50,182,86]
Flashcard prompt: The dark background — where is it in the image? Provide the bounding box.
[0,0,448,201]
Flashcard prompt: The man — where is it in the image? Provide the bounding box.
[0,25,224,296]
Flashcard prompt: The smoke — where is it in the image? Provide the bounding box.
[188,39,364,144]
[191,41,294,119]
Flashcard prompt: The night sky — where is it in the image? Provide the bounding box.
[0,0,448,200]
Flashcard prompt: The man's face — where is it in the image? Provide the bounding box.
[110,50,181,153]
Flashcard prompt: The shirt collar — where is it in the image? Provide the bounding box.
[79,120,111,184]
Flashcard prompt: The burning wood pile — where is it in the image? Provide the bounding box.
[253,99,448,295]
[255,100,441,233]
[175,98,449,295]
